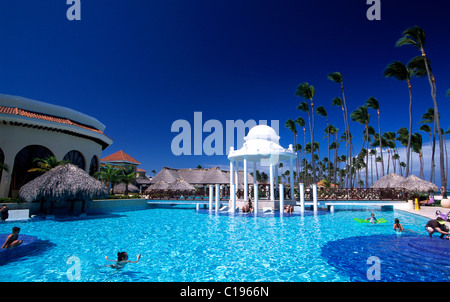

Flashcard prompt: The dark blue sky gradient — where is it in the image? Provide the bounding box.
[0,1,449,184]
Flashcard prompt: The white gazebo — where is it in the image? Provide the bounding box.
[227,125,296,209]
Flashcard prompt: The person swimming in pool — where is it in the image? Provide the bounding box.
[105,252,141,269]
[365,213,379,224]
[1,226,23,249]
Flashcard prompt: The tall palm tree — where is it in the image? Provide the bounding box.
[420,108,437,183]
[329,72,351,188]
[316,106,331,181]
[350,106,370,188]
[285,119,299,183]
[296,82,317,184]
[411,132,424,179]
[396,26,446,197]
[365,97,385,177]
[383,62,413,176]
[331,96,351,187]
[295,117,307,183]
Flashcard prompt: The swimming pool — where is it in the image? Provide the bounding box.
[0,205,448,282]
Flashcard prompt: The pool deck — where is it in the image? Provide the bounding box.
[393,202,450,226]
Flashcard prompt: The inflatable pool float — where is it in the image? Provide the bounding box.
[0,234,39,265]
[353,218,387,224]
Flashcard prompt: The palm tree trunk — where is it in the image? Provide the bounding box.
[377,110,384,177]
[422,51,446,195]
[406,81,412,177]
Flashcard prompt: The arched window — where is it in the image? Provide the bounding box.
[10,145,54,196]
[89,155,99,176]
[63,150,85,170]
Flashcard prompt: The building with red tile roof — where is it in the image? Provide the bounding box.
[0,94,113,198]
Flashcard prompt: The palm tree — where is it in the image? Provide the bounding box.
[365,97,385,178]
[95,164,121,194]
[27,156,70,173]
[383,62,413,176]
[317,106,331,181]
[350,106,370,188]
[420,108,437,183]
[332,97,351,187]
[285,119,299,183]
[396,26,446,197]
[296,82,317,184]
[295,117,307,183]
[120,167,136,196]
[329,72,351,188]
[411,132,424,179]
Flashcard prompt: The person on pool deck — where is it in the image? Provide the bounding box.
[105,252,141,269]
[393,218,404,232]
[0,204,9,221]
[1,227,23,249]
[425,217,450,239]
[365,213,379,224]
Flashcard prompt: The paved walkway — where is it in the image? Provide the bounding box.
[393,202,450,226]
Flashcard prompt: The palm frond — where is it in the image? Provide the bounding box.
[327,72,343,84]
[383,61,411,81]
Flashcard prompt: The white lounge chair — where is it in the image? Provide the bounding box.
[6,209,31,222]
[262,207,273,214]
[219,205,229,211]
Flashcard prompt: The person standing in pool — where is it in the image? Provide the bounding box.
[1,227,23,249]
[393,218,404,232]
[105,252,141,269]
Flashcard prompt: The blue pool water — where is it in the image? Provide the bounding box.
[0,205,448,282]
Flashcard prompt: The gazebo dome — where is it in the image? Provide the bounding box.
[228,125,295,162]
[244,125,280,144]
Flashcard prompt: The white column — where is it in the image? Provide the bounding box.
[215,184,220,211]
[279,184,284,214]
[253,161,257,185]
[230,160,235,203]
[254,183,259,215]
[209,185,214,211]
[235,161,239,196]
[300,183,305,214]
[289,157,294,200]
[243,157,248,201]
[313,183,318,213]
[230,184,236,213]
[269,162,274,201]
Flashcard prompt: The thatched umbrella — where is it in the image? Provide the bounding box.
[397,174,438,193]
[168,178,196,192]
[371,173,406,189]
[19,164,109,214]
[113,182,139,195]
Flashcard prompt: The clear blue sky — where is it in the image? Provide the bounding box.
[1,1,449,185]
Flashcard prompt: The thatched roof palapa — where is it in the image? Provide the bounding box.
[113,182,139,194]
[145,180,170,192]
[19,164,109,202]
[168,179,196,192]
[151,167,253,186]
[398,174,438,193]
[370,173,406,189]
